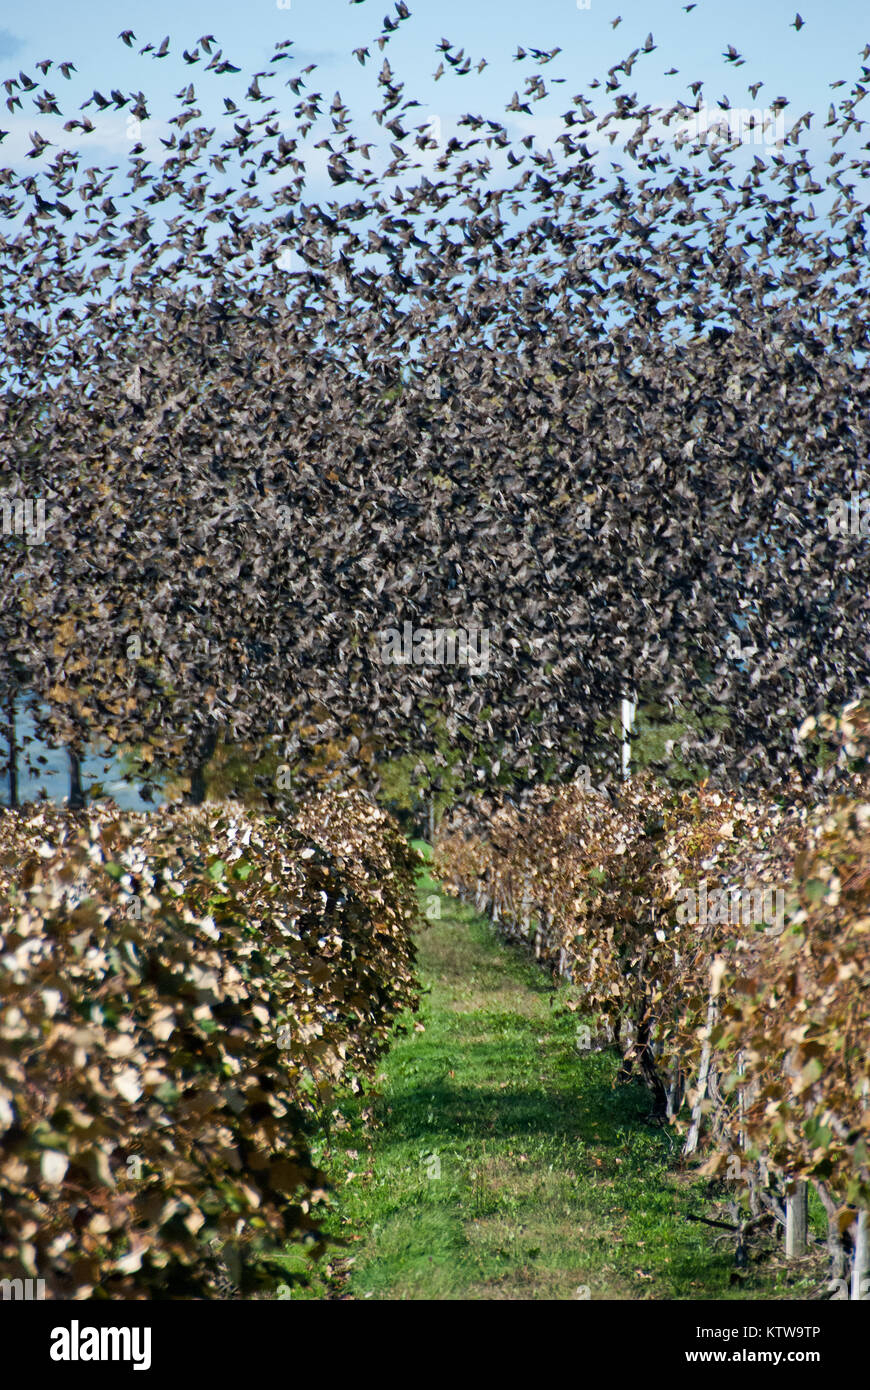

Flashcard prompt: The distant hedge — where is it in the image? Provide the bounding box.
[0,791,418,1297]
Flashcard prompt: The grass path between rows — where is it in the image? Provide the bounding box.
[282,845,821,1301]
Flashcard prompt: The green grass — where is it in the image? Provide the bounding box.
[273,847,826,1300]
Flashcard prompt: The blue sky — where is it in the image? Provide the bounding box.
[1,0,863,91]
[2,0,867,291]
[2,0,867,170]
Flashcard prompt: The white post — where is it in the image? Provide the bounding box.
[685,982,718,1156]
[851,1209,869,1300]
[785,1180,808,1259]
[521,881,531,938]
[621,697,636,781]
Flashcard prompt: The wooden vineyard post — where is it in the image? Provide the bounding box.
[813,1180,847,1286]
[851,1209,869,1300]
[685,987,718,1156]
[857,1086,870,1299]
[534,905,548,960]
[665,1062,683,1122]
[475,878,486,915]
[736,1048,746,1155]
[785,1180,808,1259]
